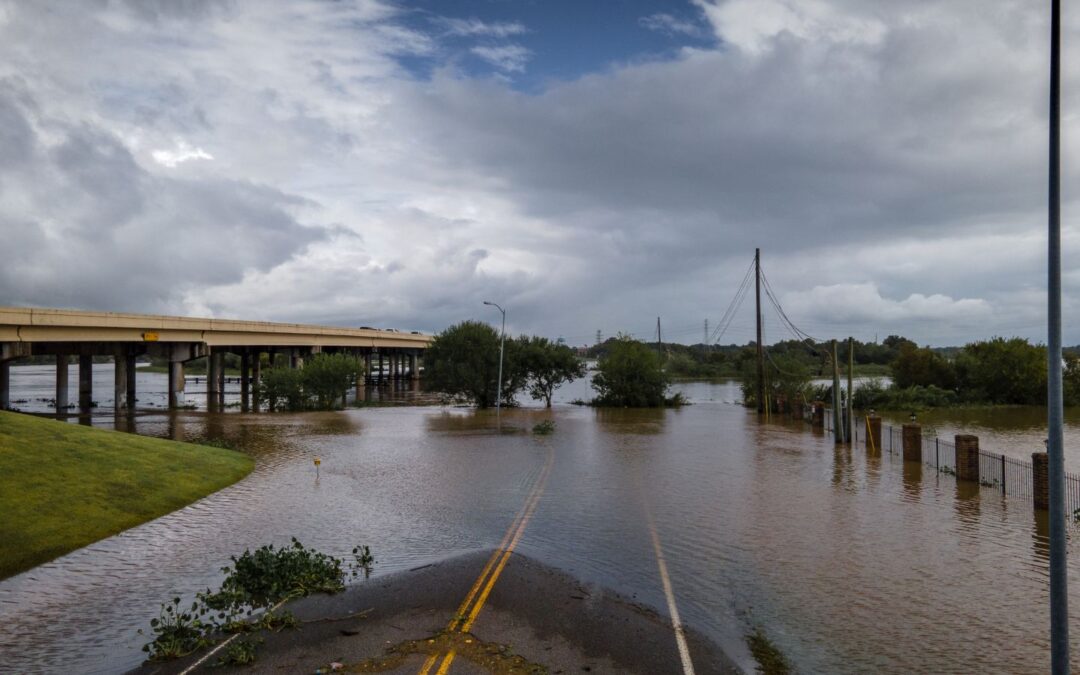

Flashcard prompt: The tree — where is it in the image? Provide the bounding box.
[891,342,956,390]
[954,337,1046,404]
[302,353,363,409]
[258,353,363,411]
[591,335,671,407]
[260,368,305,411]
[424,320,524,407]
[517,336,586,407]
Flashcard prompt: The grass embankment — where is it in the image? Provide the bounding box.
[0,411,253,580]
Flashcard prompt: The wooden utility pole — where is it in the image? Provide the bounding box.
[847,337,854,443]
[832,339,842,444]
[755,248,764,414]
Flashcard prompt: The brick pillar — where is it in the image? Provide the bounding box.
[865,415,882,452]
[812,402,825,428]
[955,434,980,483]
[1033,451,1050,510]
[902,423,922,462]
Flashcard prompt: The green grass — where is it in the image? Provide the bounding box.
[0,411,254,580]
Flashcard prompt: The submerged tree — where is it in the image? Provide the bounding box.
[258,353,362,411]
[517,336,586,407]
[591,335,671,407]
[424,320,519,407]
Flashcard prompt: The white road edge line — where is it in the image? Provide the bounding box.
[647,510,697,675]
[177,598,288,675]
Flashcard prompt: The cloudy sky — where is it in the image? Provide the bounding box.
[0,0,1078,346]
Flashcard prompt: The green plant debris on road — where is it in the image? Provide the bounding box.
[746,626,792,675]
[0,410,253,580]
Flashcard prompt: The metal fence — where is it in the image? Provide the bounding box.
[815,406,1080,517]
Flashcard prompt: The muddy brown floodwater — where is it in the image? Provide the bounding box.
[1,370,1079,673]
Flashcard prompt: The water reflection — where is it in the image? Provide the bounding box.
[953,481,981,526]
[593,407,667,434]
[1,381,1079,673]
[901,461,921,502]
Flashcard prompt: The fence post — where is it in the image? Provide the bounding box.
[1001,454,1007,495]
[935,438,940,469]
[1033,451,1050,510]
[955,435,980,483]
[866,414,882,452]
[902,423,921,462]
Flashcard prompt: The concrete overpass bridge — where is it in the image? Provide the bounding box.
[0,307,433,412]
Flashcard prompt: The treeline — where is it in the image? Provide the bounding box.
[870,336,1080,407]
[585,335,914,380]
[731,335,1080,412]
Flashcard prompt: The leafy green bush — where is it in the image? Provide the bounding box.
[259,368,306,411]
[591,335,671,407]
[142,538,373,662]
[258,354,363,411]
[532,420,556,435]
[302,353,363,409]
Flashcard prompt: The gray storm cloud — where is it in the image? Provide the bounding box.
[0,0,1077,345]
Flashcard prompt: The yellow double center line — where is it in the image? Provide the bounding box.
[417,447,554,675]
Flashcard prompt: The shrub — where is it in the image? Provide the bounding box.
[591,335,670,407]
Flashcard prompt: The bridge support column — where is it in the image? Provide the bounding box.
[364,352,372,383]
[168,348,185,409]
[207,350,222,410]
[79,354,93,410]
[217,352,226,403]
[252,352,261,411]
[410,353,419,380]
[240,351,250,412]
[55,355,69,411]
[0,360,9,410]
[113,347,129,411]
[126,353,137,408]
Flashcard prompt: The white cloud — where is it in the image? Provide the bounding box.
[784,283,991,323]
[639,13,704,37]
[469,44,531,73]
[694,0,886,53]
[0,0,1079,345]
[436,17,526,38]
[151,140,214,167]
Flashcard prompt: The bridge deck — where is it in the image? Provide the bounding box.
[0,307,432,349]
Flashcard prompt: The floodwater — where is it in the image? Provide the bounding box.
[1,367,1080,673]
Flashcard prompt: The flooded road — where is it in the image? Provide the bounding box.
[1,371,1079,673]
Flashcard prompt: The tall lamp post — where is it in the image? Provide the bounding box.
[483,301,506,414]
[1047,1,1069,672]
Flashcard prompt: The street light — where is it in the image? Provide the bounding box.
[483,301,506,415]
